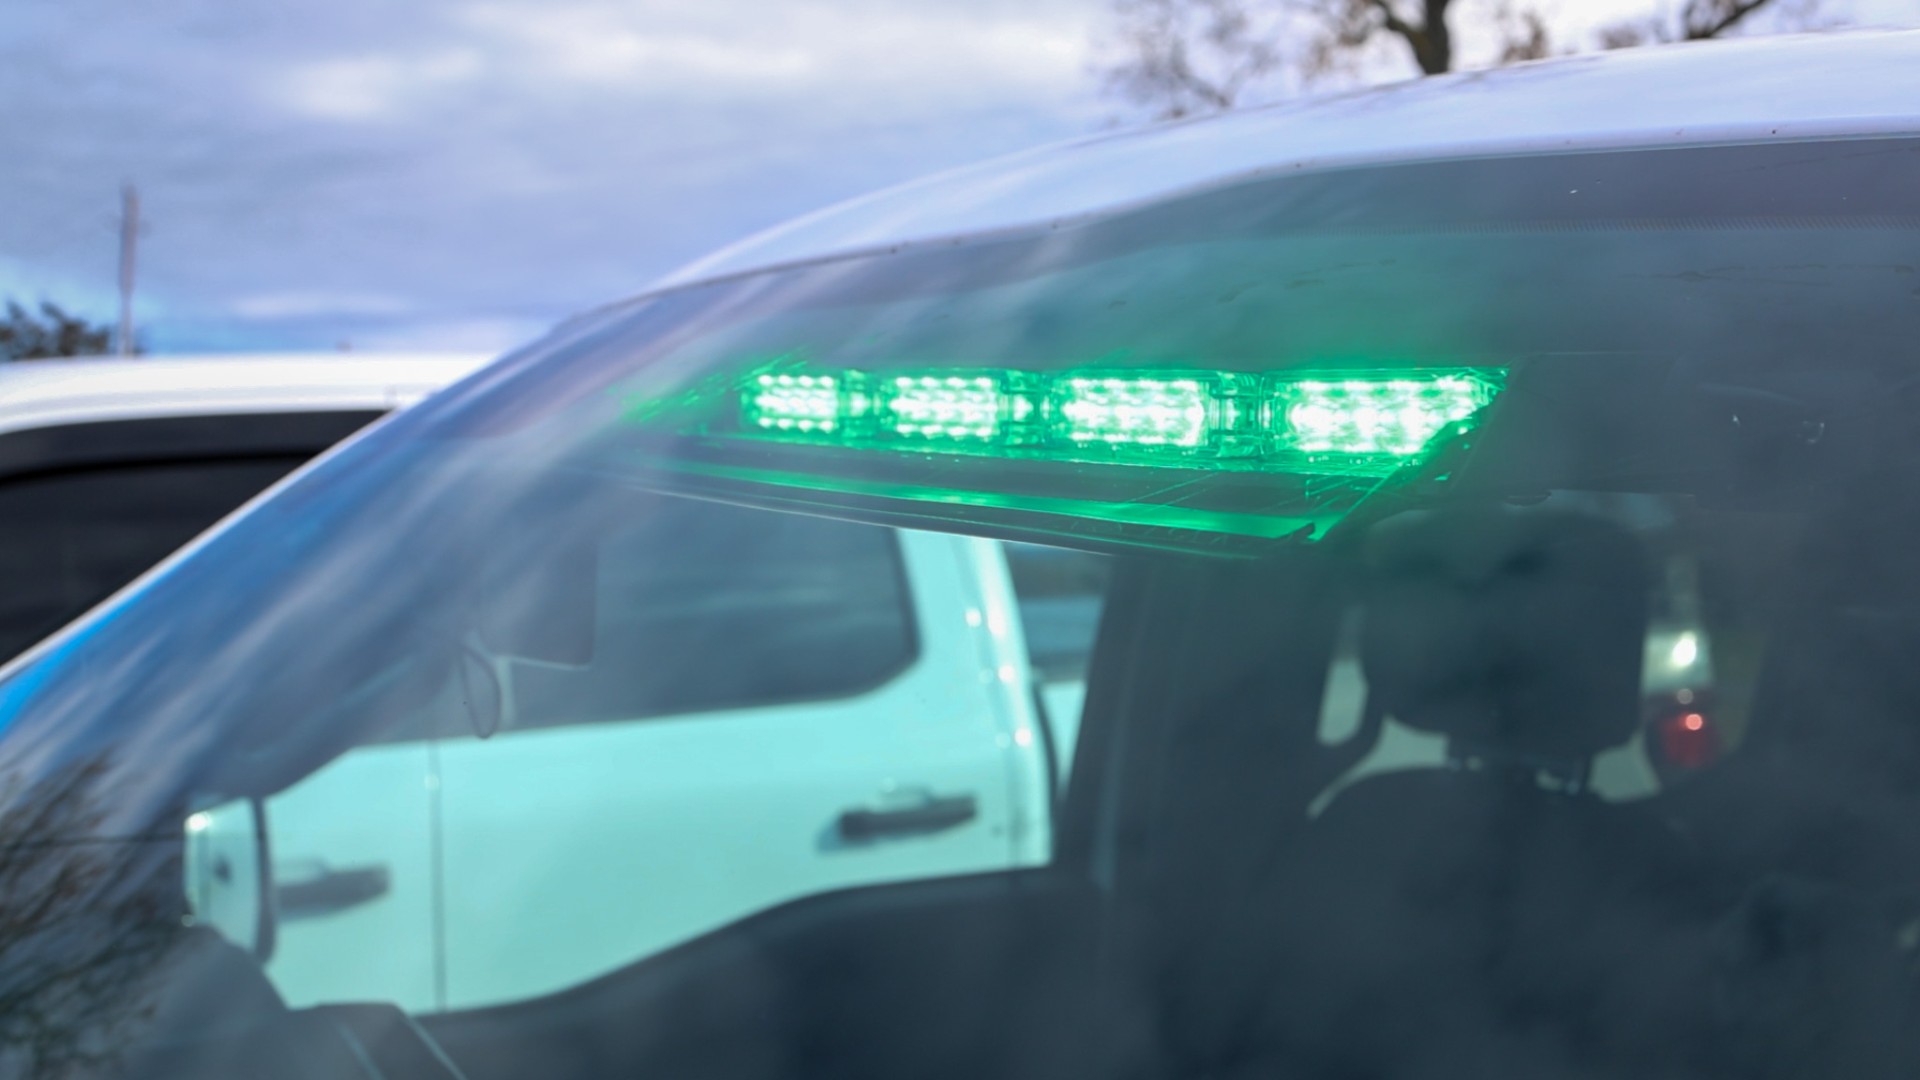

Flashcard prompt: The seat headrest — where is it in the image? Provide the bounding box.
[1360,507,1650,766]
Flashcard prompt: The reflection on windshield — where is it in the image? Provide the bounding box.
[1,137,1920,1079]
[0,754,182,1077]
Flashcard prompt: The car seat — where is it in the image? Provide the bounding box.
[1218,507,1719,1080]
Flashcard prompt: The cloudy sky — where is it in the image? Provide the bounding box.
[2,0,1913,355]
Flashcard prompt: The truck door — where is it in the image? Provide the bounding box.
[253,741,440,1009]
[430,499,1036,1010]
[187,737,439,1012]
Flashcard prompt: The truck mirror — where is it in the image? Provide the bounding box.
[182,796,276,961]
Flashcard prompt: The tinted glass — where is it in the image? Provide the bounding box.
[0,457,303,661]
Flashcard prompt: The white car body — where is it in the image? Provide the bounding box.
[196,528,1077,1012]
[210,528,1065,1012]
[1,357,1082,1016]
[106,368,1085,1014]
[0,353,485,437]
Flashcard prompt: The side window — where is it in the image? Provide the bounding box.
[1002,542,1111,794]
[0,458,305,662]
[509,499,917,729]
[250,497,1038,1013]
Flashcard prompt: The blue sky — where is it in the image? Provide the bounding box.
[2,0,1912,355]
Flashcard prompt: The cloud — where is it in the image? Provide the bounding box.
[263,1,1098,114]
[457,4,819,88]
[276,49,486,122]
[347,315,549,354]
[11,0,1896,354]
[228,291,416,319]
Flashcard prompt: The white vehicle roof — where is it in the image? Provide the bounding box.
[0,353,490,438]
[664,30,1920,289]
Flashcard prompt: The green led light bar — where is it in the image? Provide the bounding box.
[743,373,844,433]
[730,366,1503,475]
[1052,376,1211,448]
[1275,374,1501,459]
[881,375,1005,441]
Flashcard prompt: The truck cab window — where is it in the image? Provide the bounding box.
[222,493,1055,1012]
[0,457,303,662]
[508,499,917,730]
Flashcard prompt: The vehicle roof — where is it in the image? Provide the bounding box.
[0,352,490,438]
[661,30,1920,289]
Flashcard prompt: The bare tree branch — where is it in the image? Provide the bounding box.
[1363,0,1416,40]
[1102,0,1828,121]
[1598,0,1827,49]
[0,757,182,1077]
[1683,0,1776,39]
[1363,0,1451,74]
[1105,0,1290,118]
[1491,0,1551,63]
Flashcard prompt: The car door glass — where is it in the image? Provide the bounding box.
[0,457,304,662]
[506,498,917,727]
[375,495,1041,1011]
[1002,542,1110,795]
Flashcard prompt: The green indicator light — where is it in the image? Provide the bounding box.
[882,375,1003,441]
[724,364,1504,478]
[1053,377,1210,448]
[1275,373,1499,458]
[743,373,841,434]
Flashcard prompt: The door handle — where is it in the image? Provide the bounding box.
[838,793,978,841]
[275,860,391,919]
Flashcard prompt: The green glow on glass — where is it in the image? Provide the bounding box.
[714,364,1503,479]
[1275,373,1500,458]
[882,375,1004,441]
[633,453,1327,543]
[742,373,842,433]
[1053,376,1210,448]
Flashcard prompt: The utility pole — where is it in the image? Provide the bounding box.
[116,184,139,356]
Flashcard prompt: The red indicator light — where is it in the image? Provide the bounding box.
[1656,708,1719,770]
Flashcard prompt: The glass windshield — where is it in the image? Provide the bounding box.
[3,136,1919,1079]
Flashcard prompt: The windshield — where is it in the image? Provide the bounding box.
[4,136,1920,1080]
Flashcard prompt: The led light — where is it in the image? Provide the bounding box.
[1668,631,1699,670]
[1053,377,1210,448]
[1275,374,1498,458]
[882,375,1003,441]
[742,373,841,433]
[728,365,1504,478]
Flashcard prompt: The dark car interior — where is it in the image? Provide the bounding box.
[101,460,1920,1080]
